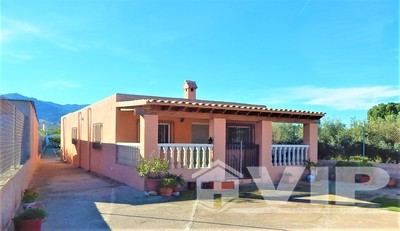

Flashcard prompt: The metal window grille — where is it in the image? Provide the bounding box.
[227,124,255,145]
[92,123,102,149]
[117,143,140,167]
[158,122,171,143]
[71,127,78,144]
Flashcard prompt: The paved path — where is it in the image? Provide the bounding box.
[28,151,399,230]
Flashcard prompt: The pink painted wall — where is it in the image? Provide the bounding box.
[0,103,40,231]
[303,123,319,162]
[116,110,138,143]
[61,95,144,190]
[210,118,226,163]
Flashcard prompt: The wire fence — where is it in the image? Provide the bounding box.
[0,99,25,178]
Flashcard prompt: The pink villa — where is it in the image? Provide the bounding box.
[61,81,325,190]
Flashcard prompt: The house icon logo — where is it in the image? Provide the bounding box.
[192,160,242,212]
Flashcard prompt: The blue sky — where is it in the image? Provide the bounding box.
[1,0,398,124]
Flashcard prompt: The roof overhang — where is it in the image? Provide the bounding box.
[116,99,325,120]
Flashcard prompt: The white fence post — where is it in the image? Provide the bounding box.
[271,144,310,166]
[157,143,213,169]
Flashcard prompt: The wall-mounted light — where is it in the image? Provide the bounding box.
[180,118,185,122]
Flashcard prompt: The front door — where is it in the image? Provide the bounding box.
[192,124,209,143]
[226,124,259,178]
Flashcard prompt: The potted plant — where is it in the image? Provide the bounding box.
[165,173,186,192]
[24,188,38,195]
[22,192,39,209]
[158,177,178,197]
[282,172,295,184]
[358,160,374,184]
[304,160,319,182]
[13,207,48,231]
[387,178,397,188]
[135,157,169,192]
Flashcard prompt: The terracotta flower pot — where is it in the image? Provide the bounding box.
[145,178,162,192]
[387,178,397,188]
[13,218,43,231]
[360,175,373,184]
[159,188,173,197]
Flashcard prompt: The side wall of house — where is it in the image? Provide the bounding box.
[61,95,144,190]
[0,103,40,231]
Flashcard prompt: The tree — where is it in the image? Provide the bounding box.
[367,102,400,121]
[272,123,303,144]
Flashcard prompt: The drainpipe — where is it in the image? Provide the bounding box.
[87,108,92,172]
[78,112,82,168]
[62,117,66,161]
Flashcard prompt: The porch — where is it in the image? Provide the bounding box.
[116,142,311,179]
[115,97,322,182]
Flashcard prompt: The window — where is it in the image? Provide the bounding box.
[71,127,78,144]
[227,124,254,145]
[158,122,171,143]
[92,123,102,149]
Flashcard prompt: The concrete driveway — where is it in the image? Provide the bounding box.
[26,149,399,231]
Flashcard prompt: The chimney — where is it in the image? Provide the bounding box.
[183,80,197,100]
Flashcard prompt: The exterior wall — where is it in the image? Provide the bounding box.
[62,93,323,188]
[303,123,319,162]
[159,117,209,143]
[116,110,138,143]
[61,95,144,190]
[0,102,40,231]
[115,113,210,144]
[140,114,158,159]
[210,118,226,163]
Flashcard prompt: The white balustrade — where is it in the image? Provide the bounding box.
[158,143,213,169]
[271,145,309,166]
[116,142,141,167]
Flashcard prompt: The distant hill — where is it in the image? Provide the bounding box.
[1,93,88,124]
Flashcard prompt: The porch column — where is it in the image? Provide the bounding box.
[303,122,318,162]
[139,114,159,159]
[255,120,272,168]
[209,117,226,163]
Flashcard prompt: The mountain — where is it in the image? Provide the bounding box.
[1,93,88,124]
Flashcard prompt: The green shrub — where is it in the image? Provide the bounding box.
[14,208,48,220]
[158,177,178,188]
[22,192,39,203]
[335,159,373,167]
[164,173,186,188]
[135,157,169,179]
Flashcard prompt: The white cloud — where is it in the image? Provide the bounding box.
[2,52,35,63]
[262,85,400,110]
[1,16,84,52]
[1,17,42,43]
[43,80,80,89]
